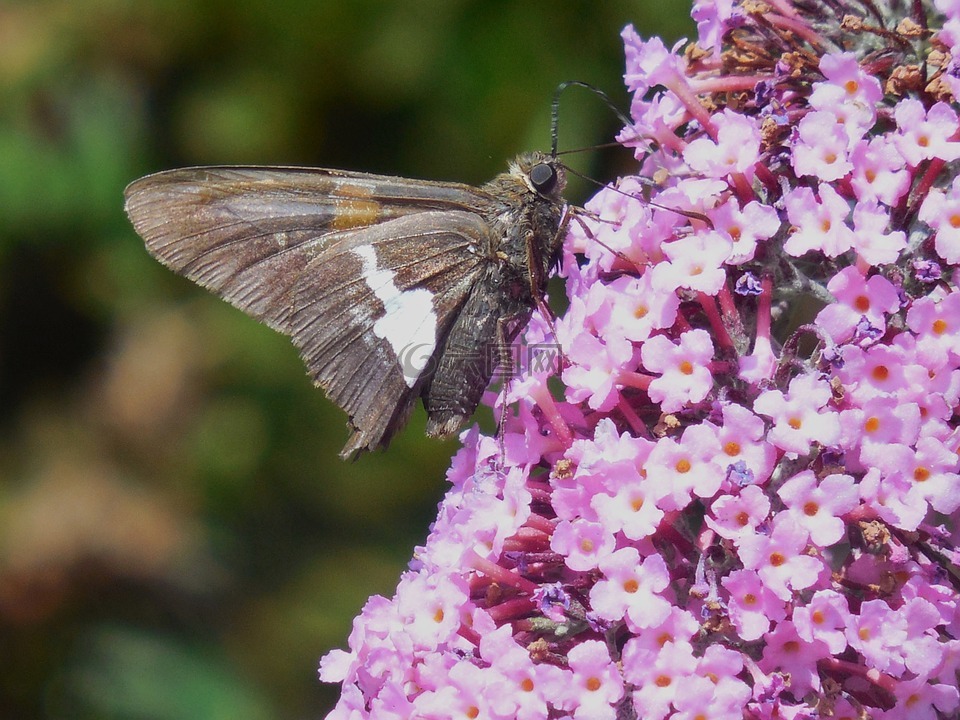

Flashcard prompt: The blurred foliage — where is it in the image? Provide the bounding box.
[0,1,692,718]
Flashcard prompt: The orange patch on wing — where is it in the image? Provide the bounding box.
[332,197,382,230]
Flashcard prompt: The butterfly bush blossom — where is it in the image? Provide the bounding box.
[320,1,960,717]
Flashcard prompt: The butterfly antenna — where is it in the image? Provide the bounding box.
[551,81,634,158]
[562,164,712,225]
[557,140,626,156]
[551,81,712,227]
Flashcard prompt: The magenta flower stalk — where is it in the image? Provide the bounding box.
[320,1,960,717]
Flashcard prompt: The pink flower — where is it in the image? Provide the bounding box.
[894,99,960,165]
[709,199,781,264]
[670,675,743,720]
[714,403,777,485]
[627,640,698,720]
[647,424,726,509]
[479,625,570,720]
[848,137,910,205]
[589,272,679,344]
[413,660,494,719]
[622,27,686,96]
[572,182,655,268]
[753,373,841,456]
[722,568,787,640]
[777,470,859,547]
[641,329,715,412]
[565,640,625,720]
[919,176,960,264]
[395,573,468,650]
[760,620,830,696]
[620,609,700,669]
[792,589,850,653]
[814,51,884,108]
[738,332,776,384]
[692,0,738,54]
[791,110,854,180]
[852,201,907,265]
[550,518,616,571]
[846,598,909,676]
[561,328,634,411]
[591,461,667,540]
[906,290,960,368]
[783,183,856,258]
[875,437,960,514]
[684,109,762,178]
[888,676,960,719]
[836,342,909,402]
[738,516,825,600]
[651,233,732,294]
[706,484,771,541]
[590,547,671,630]
[841,397,920,454]
[815,266,900,344]
[859,467,928,531]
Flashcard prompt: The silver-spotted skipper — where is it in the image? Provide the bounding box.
[124,153,568,458]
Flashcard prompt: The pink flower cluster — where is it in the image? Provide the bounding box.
[320,1,960,717]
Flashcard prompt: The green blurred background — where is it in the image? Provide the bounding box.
[0,2,691,718]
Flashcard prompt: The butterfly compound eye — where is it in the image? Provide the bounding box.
[530,162,557,194]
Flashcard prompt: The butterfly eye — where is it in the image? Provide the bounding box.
[530,162,557,194]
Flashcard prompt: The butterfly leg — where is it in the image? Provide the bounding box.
[491,308,531,463]
[522,204,579,364]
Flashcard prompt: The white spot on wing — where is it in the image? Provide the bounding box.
[353,245,437,387]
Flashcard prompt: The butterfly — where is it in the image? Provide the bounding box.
[124,152,568,459]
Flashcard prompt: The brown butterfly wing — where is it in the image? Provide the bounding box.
[124,167,497,456]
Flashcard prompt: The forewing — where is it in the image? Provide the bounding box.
[123,166,492,331]
[286,211,493,458]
